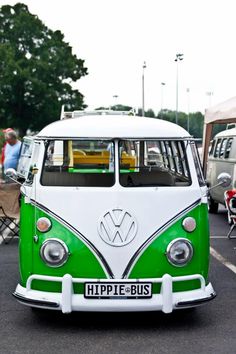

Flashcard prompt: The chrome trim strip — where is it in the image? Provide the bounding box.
[176,292,217,307]
[35,136,196,141]
[122,199,202,279]
[12,292,60,308]
[28,198,115,279]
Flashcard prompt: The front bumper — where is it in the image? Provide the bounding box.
[13,273,216,314]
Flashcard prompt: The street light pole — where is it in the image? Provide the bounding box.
[175,53,184,125]
[206,91,213,107]
[160,82,166,118]
[142,61,146,117]
[186,88,190,132]
[113,95,118,110]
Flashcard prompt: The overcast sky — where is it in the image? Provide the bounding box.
[1,0,236,114]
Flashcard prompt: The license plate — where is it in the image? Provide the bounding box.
[84,282,152,299]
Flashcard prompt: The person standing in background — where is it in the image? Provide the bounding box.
[1,128,13,166]
[3,130,21,174]
[1,128,14,179]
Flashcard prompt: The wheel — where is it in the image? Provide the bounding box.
[208,197,219,213]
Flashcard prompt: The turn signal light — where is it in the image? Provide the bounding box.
[182,217,196,232]
[36,217,51,233]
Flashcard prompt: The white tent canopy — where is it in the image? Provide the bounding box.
[205,96,236,124]
[202,96,236,176]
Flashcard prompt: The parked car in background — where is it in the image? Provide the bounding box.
[207,127,236,213]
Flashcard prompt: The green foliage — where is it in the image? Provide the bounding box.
[157,109,176,123]
[157,110,227,139]
[137,108,155,117]
[137,108,142,116]
[0,3,88,136]
[112,104,133,111]
[157,109,204,138]
[188,112,204,138]
[94,105,227,140]
[95,104,133,112]
[145,109,155,118]
[135,107,206,138]
[212,123,227,136]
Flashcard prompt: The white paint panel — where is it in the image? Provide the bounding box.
[36,185,201,278]
[37,115,190,139]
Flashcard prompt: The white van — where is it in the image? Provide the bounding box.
[7,110,227,314]
[207,127,236,213]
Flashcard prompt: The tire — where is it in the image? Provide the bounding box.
[208,197,219,213]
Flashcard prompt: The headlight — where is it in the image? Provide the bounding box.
[166,238,193,267]
[36,217,51,233]
[40,239,69,267]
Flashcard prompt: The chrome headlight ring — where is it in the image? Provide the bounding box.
[166,238,193,267]
[40,238,69,267]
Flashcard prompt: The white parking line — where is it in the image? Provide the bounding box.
[210,247,236,274]
[0,221,18,244]
[210,236,227,239]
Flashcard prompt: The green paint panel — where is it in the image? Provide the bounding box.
[19,199,210,295]
[19,198,107,292]
[129,204,209,292]
[31,280,62,293]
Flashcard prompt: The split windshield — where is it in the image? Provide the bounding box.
[119,139,191,187]
[41,139,191,187]
[41,140,115,187]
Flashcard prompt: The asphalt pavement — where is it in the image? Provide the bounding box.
[0,208,236,354]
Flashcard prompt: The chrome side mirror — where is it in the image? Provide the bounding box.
[207,172,232,194]
[4,168,26,187]
[5,168,17,180]
[217,172,232,188]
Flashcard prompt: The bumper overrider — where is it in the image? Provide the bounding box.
[13,273,216,314]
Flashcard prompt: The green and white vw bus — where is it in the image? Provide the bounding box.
[11,110,217,313]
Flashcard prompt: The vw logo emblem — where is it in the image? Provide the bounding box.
[98,208,138,247]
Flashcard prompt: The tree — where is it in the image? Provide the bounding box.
[157,109,176,123]
[136,108,155,117]
[95,104,133,112]
[145,109,155,118]
[0,3,88,136]
[157,110,205,138]
[111,104,133,112]
[188,112,204,138]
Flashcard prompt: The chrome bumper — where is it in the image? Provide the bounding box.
[13,273,216,314]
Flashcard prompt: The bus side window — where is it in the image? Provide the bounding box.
[190,142,205,186]
[225,138,233,158]
[214,139,222,158]
[219,138,227,158]
[209,140,215,156]
[17,138,34,180]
